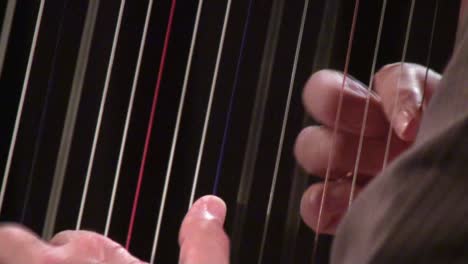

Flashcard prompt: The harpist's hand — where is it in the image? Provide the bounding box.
[0,224,145,263]
[295,63,442,234]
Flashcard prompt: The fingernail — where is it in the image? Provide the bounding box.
[394,110,418,141]
[346,76,373,98]
[190,196,227,224]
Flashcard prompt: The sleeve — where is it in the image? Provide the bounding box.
[330,14,468,264]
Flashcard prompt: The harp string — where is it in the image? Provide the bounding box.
[125,0,177,250]
[281,0,340,262]
[0,0,16,78]
[382,0,416,169]
[349,0,389,205]
[0,0,45,215]
[231,0,285,259]
[104,0,156,237]
[75,0,126,231]
[150,0,204,261]
[188,0,232,207]
[422,0,439,106]
[212,0,254,196]
[43,0,100,239]
[20,0,70,224]
[312,0,361,260]
[257,0,310,263]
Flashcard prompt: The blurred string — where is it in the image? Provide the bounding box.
[20,0,71,224]
[0,0,16,78]
[0,0,45,216]
[212,0,255,195]
[257,0,310,262]
[312,0,361,261]
[230,0,286,261]
[280,0,341,262]
[43,0,100,239]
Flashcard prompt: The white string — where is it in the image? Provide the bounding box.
[188,0,232,208]
[0,0,17,78]
[104,0,155,236]
[0,0,44,215]
[383,0,416,169]
[257,0,309,263]
[149,0,204,262]
[75,0,126,231]
[349,0,389,205]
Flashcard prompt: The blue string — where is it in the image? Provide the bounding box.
[213,0,255,195]
[20,0,70,223]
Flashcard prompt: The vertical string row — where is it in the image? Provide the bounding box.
[0,0,45,215]
[75,0,127,231]
[257,0,310,263]
[149,0,204,261]
[349,0,389,205]
[312,0,361,261]
[382,0,416,169]
[188,0,232,207]
[20,0,70,223]
[125,0,177,250]
[212,0,254,195]
[104,0,156,237]
[231,0,285,259]
[43,0,100,239]
[281,0,340,262]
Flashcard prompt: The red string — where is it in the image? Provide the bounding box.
[126,0,177,250]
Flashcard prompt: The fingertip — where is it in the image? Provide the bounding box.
[189,195,227,224]
[179,196,230,264]
[393,110,420,142]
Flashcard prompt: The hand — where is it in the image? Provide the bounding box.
[295,63,442,234]
[0,224,145,264]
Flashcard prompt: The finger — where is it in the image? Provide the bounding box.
[294,126,408,177]
[0,224,60,263]
[300,180,365,235]
[374,63,441,141]
[303,70,389,138]
[179,195,229,264]
[51,230,144,264]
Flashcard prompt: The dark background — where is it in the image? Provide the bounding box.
[0,0,459,263]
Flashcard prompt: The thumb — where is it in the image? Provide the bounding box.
[374,63,441,141]
[179,195,229,264]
